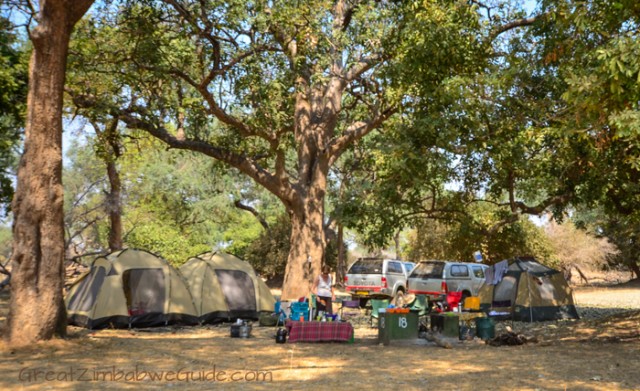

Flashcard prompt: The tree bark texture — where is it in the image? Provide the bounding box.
[99,118,123,252]
[6,0,93,347]
[335,224,346,288]
[280,142,330,300]
[105,159,123,252]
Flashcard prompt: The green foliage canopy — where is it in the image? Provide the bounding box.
[0,15,27,211]
[336,1,640,264]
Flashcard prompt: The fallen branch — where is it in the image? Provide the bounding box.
[424,331,453,349]
[487,330,538,346]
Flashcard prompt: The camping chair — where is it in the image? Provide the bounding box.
[369,298,390,327]
[309,294,318,320]
[338,299,361,320]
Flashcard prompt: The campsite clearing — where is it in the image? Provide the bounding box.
[1,280,639,390]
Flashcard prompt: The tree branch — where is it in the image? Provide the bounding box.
[117,110,298,206]
[345,53,383,82]
[65,217,101,250]
[234,200,270,231]
[144,66,261,140]
[327,106,398,164]
[507,194,573,215]
[489,14,546,40]
[200,44,281,87]
[67,250,105,265]
[69,0,95,25]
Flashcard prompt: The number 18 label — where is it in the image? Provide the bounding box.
[398,316,407,328]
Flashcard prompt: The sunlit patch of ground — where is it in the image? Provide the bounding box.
[0,281,639,390]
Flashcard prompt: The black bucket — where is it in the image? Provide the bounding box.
[275,328,288,344]
[230,323,252,338]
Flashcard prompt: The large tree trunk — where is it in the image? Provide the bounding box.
[280,128,330,300]
[281,192,327,300]
[335,223,346,288]
[5,0,93,348]
[106,160,123,251]
[99,118,123,252]
[394,231,401,259]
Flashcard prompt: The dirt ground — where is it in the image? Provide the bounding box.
[0,279,639,391]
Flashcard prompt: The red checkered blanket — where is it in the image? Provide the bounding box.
[285,321,354,343]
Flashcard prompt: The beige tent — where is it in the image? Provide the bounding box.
[66,249,199,329]
[478,257,579,322]
[180,252,276,323]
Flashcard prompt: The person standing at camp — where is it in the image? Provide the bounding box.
[313,265,335,315]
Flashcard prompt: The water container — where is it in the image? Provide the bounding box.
[475,317,495,340]
[464,297,480,311]
[289,301,309,321]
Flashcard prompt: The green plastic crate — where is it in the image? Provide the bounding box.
[378,311,419,345]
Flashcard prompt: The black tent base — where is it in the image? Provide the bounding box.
[199,310,261,325]
[513,304,580,322]
[68,313,200,330]
[480,304,580,322]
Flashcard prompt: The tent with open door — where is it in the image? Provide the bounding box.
[478,257,579,322]
[65,249,199,329]
[180,252,276,323]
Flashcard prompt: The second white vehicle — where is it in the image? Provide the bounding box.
[407,260,488,304]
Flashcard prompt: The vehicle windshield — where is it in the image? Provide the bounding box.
[403,262,416,273]
[347,259,383,274]
[410,262,444,278]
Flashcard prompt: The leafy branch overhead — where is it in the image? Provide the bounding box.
[339,0,640,248]
[68,0,432,298]
[64,1,640,291]
[71,1,394,197]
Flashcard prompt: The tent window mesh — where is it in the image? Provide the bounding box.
[493,275,517,306]
[123,269,165,314]
[215,270,257,311]
[68,267,106,312]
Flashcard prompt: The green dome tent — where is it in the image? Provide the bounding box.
[478,257,579,322]
[180,252,276,323]
[65,249,199,329]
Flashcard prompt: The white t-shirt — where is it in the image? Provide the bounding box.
[317,275,332,297]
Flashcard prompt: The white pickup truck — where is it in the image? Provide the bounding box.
[406,260,488,304]
[344,258,415,305]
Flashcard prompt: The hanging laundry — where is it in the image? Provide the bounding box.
[492,259,509,285]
